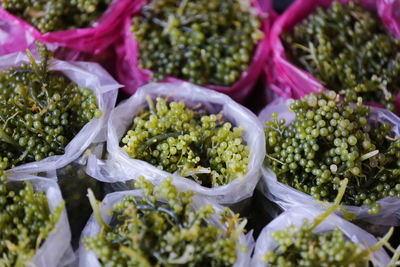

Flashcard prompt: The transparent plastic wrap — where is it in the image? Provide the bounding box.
[86,82,265,205]
[251,206,391,267]
[5,174,73,267]
[267,0,400,111]
[258,99,400,225]
[78,189,254,267]
[0,51,120,175]
[0,0,136,56]
[115,0,273,102]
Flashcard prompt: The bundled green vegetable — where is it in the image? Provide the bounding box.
[282,1,400,111]
[2,0,112,33]
[121,96,250,187]
[0,43,101,170]
[84,177,247,267]
[263,179,398,267]
[0,161,64,267]
[131,0,263,86]
[264,90,400,214]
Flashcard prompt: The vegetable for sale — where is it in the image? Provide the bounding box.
[121,96,250,188]
[83,177,247,266]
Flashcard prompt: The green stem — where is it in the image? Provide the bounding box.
[388,240,400,267]
[309,178,348,232]
[342,227,393,265]
[87,189,110,231]
[146,95,155,114]
[137,132,180,153]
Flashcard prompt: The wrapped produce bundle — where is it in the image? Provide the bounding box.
[259,91,400,225]
[0,0,136,56]
[0,170,72,267]
[87,82,265,205]
[268,0,400,112]
[252,181,393,266]
[0,43,119,174]
[79,177,254,267]
[115,0,274,101]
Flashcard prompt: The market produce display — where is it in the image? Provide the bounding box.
[121,95,250,188]
[264,90,400,214]
[131,0,264,86]
[262,180,397,267]
[0,166,64,266]
[0,43,101,170]
[1,0,112,33]
[282,1,400,111]
[83,177,247,266]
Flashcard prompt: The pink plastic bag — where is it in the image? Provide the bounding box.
[115,0,274,103]
[267,0,400,113]
[0,0,135,56]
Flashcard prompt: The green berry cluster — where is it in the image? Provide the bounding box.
[283,1,400,111]
[84,177,247,267]
[131,0,264,86]
[262,180,393,267]
[265,90,400,214]
[0,160,64,267]
[2,0,112,33]
[121,96,249,187]
[0,43,101,170]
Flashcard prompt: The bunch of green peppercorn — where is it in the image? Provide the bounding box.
[0,43,101,170]
[262,180,398,267]
[2,0,112,33]
[84,177,247,267]
[282,1,400,111]
[131,0,264,86]
[121,96,250,188]
[264,90,400,214]
[0,159,64,267]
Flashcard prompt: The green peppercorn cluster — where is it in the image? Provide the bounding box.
[262,181,391,267]
[0,161,64,267]
[131,0,264,86]
[84,177,246,267]
[121,96,250,187]
[0,44,102,170]
[282,1,400,111]
[2,0,112,33]
[264,90,400,214]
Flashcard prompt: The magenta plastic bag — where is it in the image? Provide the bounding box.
[267,0,400,112]
[115,0,274,102]
[0,0,135,56]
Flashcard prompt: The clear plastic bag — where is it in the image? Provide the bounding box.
[78,189,254,267]
[0,51,120,175]
[267,0,400,112]
[251,206,391,267]
[115,0,274,102]
[0,0,136,56]
[258,99,400,225]
[86,82,265,205]
[5,174,74,267]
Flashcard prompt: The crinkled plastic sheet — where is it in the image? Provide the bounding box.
[5,174,73,267]
[78,189,254,267]
[87,82,265,205]
[251,206,391,267]
[0,0,135,56]
[266,0,400,112]
[115,0,274,102]
[0,51,120,175]
[258,99,400,225]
